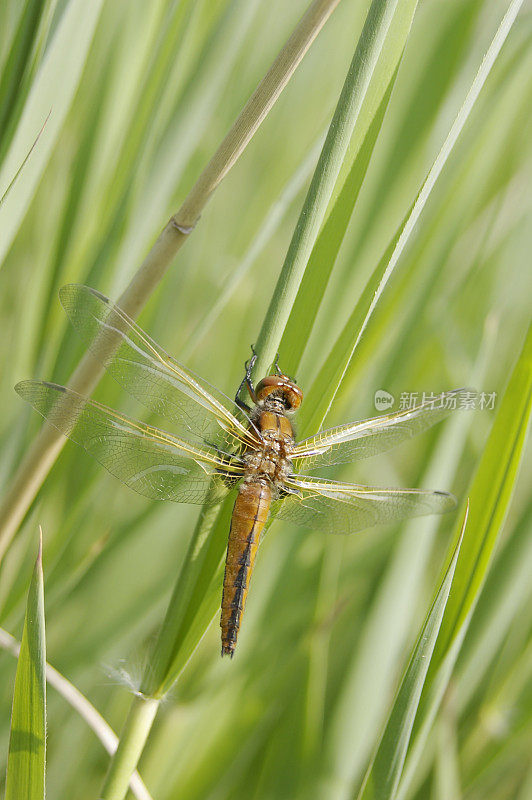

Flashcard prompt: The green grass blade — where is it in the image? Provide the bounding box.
[0,0,48,165]
[396,320,532,799]
[253,0,406,380]
[298,218,406,435]
[141,497,235,697]
[0,626,152,800]
[100,695,159,800]
[5,530,46,800]
[457,496,532,711]
[351,0,486,264]
[434,320,532,659]
[0,0,105,266]
[357,508,467,800]
[279,0,419,375]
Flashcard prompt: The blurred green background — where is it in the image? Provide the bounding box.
[0,0,531,798]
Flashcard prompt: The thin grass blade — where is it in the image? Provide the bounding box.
[5,529,46,800]
[396,320,532,799]
[280,0,420,375]
[0,108,50,208]
[433,322,532,659]
[357,507,467,800]
[253,0,406,379]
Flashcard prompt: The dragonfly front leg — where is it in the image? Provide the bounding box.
[235,346,258,412]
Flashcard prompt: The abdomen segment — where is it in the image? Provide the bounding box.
[221,480,271,656]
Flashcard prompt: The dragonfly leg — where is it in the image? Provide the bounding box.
[279,486,303,499]
[235,346,257,410]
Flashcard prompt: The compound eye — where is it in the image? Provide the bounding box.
[255,375,303,409]
[285,385,303,410]
[255,376,282,401]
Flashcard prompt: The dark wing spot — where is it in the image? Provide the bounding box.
[89,287,111,304]
[42,381,66,392]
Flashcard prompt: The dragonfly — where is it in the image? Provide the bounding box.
[16,285,458,657]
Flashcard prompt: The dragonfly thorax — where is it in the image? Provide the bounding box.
[243,406,295,489]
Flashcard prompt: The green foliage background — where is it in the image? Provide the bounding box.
[0,1,531,798]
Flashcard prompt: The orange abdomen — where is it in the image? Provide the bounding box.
[220,480,271,657]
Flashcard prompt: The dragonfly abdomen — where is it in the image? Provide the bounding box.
[221,480,271,657]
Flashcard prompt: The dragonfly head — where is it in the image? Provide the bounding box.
[255,375,303,411]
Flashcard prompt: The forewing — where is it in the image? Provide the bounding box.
[59,284,255,451]
[15,381,243,504]
[292,390,463,469]
[274,475,456,535]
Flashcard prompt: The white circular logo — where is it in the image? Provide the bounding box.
[374,390,394,411]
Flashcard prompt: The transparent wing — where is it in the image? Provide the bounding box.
[273,475,456,535]
[59,284,256,452]
[16,381,244,504]
[292,390,463,469]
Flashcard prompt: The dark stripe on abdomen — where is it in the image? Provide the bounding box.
[220,481,271,657]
